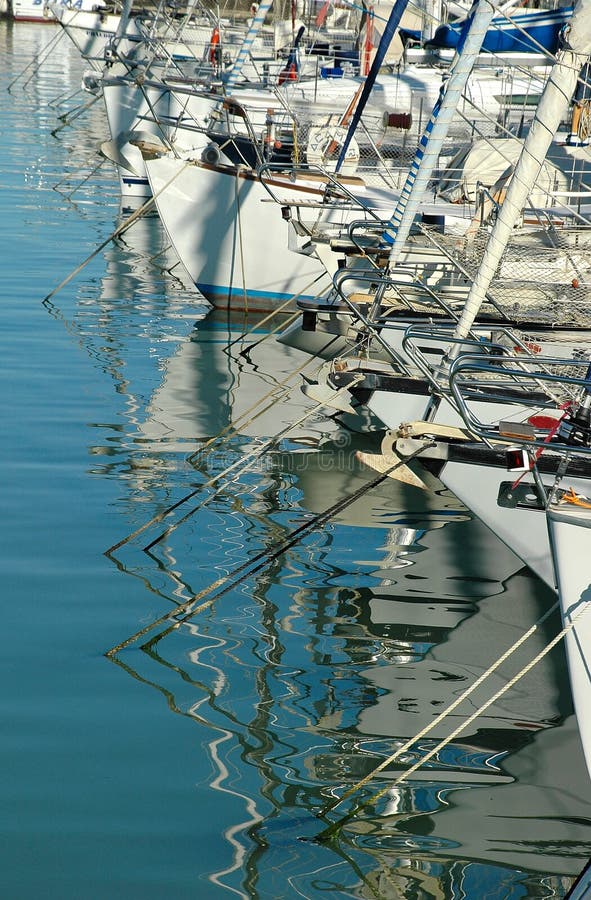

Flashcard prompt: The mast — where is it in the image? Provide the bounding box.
[225,0,275,91]
[114,0,134,43]
[383,0,496,268]
[335,0,410,173]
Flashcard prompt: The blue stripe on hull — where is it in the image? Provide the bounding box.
[197,281,312,311]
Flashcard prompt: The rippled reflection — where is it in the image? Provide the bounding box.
[8,23,590,897]
[91,191,591,900]
[110,435,591,896]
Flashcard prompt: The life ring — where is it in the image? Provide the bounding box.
[306,125,360,175]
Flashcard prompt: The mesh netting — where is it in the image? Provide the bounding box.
[421,225,591,326]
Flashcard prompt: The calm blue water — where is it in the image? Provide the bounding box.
[2,20,591,899]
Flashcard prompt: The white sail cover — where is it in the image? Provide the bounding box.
[437,137,591,206]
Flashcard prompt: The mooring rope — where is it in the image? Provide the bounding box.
[184,329,337,466]
[42,155,194,306]
[106,306,340,555]
[225,297,296,352]
[106,443,434,656]
[53,153,105,194]
[234,308,301,355]
[60,156,108,201]
[186,278,331,462]
[314,589,591,843]
[139,329,350,552]
[7,26,68,93]
[141,391,340,553]
[51,91,103,136]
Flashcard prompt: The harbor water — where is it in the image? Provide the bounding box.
[1,20,591,898]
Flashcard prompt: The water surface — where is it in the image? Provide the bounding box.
[1,20,590,898]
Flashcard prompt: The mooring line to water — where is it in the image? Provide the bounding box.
[237,308,301,356]
[51,90,102,135]
[42,157,193,306]
[224,279,325,353]
[216,270,327,359]
[106,373,302,556]
[42,195,156,305]
[49,82,92,111]
[105,326,341,556]
[53,153,105,194]
[141,400,326,553]
[7,27,67,93]
[106,445,432,657]
[313,594,586,843]
[185,329,339,466]
[143,438,295,551]
[186,281,334,460]
[225,298,296,352]
[104,353,326,555]
[143,445,431,638]
[142,328,348,550]
[61,157,108,201]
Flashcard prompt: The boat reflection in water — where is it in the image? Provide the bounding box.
[86,228,591,895]
[113,485,589,895]
[109,368,591,896]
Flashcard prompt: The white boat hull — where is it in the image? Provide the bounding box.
[435,456,562,588]
[101,79,215,197]
[51,7,141,58]
[143,155,383,310]
[547,503,591,779]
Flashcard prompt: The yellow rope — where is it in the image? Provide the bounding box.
[316,586,591,841]
[562,486,591,509]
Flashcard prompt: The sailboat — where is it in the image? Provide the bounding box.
[399,2,591,788]
[136,0,555,309]
[11,0,103,24]
[299,0,591,781]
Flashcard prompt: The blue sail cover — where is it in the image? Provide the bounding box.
[429,5,573,54]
